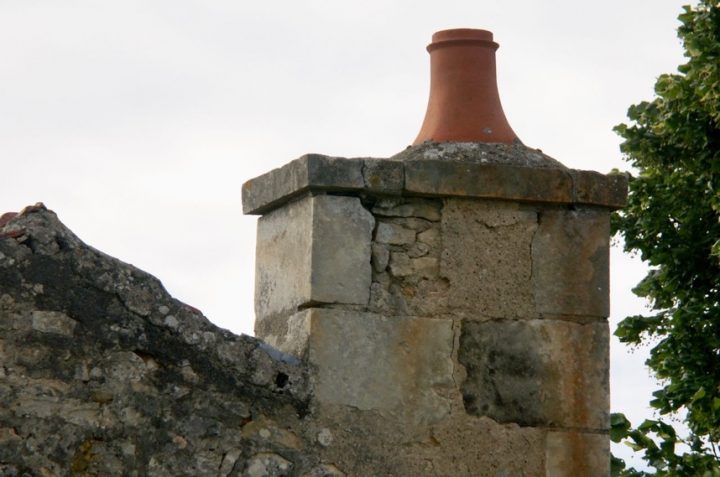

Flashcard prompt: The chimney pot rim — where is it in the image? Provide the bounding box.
[432,28,493,42]
[432,28,493,43]
[427,29,499,53]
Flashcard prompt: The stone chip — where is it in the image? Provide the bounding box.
[31,311,76,337]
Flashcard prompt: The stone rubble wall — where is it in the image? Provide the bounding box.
[0,205,337,477]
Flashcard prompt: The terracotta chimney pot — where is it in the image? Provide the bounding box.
[413,28,519,145]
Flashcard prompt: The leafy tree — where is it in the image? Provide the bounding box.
[611,1,720,475]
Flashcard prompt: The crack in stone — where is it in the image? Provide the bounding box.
[528,209,541,304]
[449,319,461,391]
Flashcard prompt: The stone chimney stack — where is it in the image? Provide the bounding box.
[242,29,626,476]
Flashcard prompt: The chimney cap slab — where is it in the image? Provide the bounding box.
[241,150,627,215]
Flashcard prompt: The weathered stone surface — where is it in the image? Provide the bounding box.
[254,194,374,325]
[254,195,313,322]
[441,199,538,319]
[362,158,403,195]
[396,143,625,208]
[570,169,629,209]
[532,207,611,317]
[388,251,413,277]
[417,226,440,248]
[367,201,449,317]
[370,243,389,272]
[31,310,76,336]
[392,141,567,169]
[546,431,610,477]
[242,154,364,215]
[308,411,546,477]
[275,308,456,425]
[406,241,430,258]
[369,276,450,317]
[0,206,317,476]
[374,221,416,245]
[404,159,575,205]
[244,453,292,477]
[259,309,313,359]
[372,198,441,221]
[302,463,346,477]
[423,416,546,476]
[459,319,609,430]
[412,256,439,278]
[311,196,374,305]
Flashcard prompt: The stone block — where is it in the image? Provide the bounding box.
[242,154,364,215]
[375,222,416,245]
[311,412,546,477]
[311,196,375,305]
[255,196,313,324]
[412,256,439,278]
[424,416,546,476]
[368,275,450,318]
[372,198,442,221]
[388,251,413,277]
[362,158,404,195]
[257,309,313,359]
[404,160,574,205]
[371,243,389,272]
[458,319,609,430]
[254,195,374,326]
[244,452,292,477]
[417,227,440,248]
[406,241,430,258]
[571,169,628,209]
[31,311,76,337]
[278,308,455,425]
[545,431,610,477]
[532,208,610,317]
[441,199,538,318]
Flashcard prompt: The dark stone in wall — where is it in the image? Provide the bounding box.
[459,318,610,430]
[459,320,543,426]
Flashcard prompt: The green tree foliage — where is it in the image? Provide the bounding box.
[611,1,720,475]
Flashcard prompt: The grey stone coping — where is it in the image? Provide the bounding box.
[242,150,627,215]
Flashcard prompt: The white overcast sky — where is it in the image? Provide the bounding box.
[1,0,688,467]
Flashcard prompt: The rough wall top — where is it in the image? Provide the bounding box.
[242,144,628,215]
[0,204,308,404]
